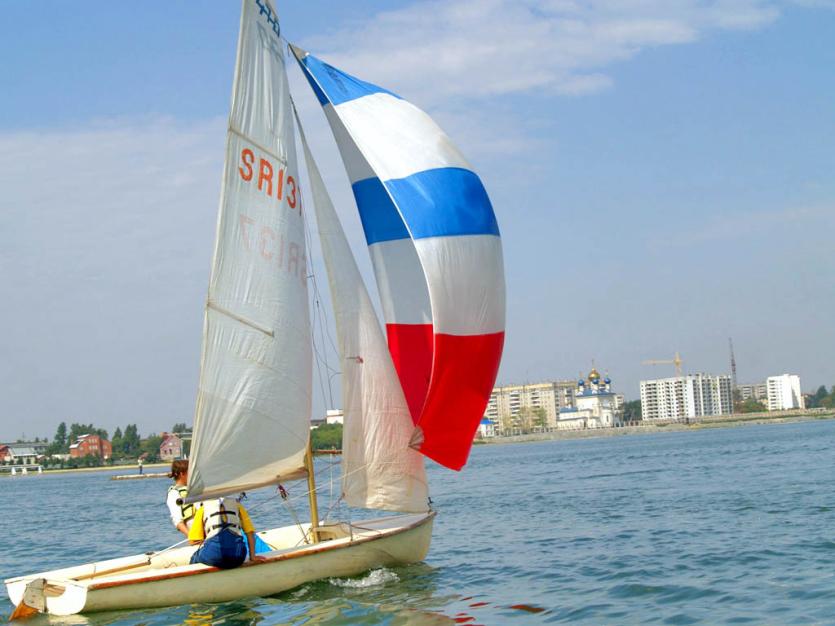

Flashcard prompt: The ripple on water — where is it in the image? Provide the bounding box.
[328,568,400,590]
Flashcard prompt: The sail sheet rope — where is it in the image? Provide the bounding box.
[300,162,340,412]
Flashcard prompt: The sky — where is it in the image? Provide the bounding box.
[1,0,833,441]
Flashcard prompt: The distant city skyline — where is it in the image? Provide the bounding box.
[1,1,833,441]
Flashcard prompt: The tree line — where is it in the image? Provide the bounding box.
[807,385,835,409]
[44,421,191,464]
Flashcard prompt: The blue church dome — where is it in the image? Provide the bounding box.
[604,377,611,384]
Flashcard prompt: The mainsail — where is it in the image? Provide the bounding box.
[187,0,311,501]
[291,47,505,471]
[296,111,428,512]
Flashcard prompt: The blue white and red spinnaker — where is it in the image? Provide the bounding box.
[292,46,506,471]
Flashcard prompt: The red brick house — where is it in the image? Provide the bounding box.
[159,432,183,461]
[70,434,112,459]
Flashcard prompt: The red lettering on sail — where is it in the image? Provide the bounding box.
[239,214,255,250]
[238,149,254,181]
[259,226,275,260]
[258,159,273,196]
[236,146,301,215]
[287,176,297,209]
[287,242,299,276]
[237,214,306,283]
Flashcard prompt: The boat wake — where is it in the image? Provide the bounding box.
[328,568,400,589]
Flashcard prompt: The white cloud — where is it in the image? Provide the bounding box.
[0,118,226,437]
[652,203,835,247]
[303,0,784,108]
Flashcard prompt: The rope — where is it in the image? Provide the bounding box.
[295,97,340,411]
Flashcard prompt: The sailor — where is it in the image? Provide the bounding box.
[188,496,265,568]
[166,460,194,536]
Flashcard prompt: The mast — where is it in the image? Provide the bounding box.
[305,437,320,544]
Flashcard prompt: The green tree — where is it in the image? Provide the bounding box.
[111,427,123,459]
[623,400,642,422]
[807,385,834,409]
[822,386,835,409]
[732,388,743,413]
[140,434,164,462]
[172,423,189,434]
[53,422,67,452]
[68,423,108,445]
[738,398,766,413]
[311,424,342,450]
[122,424,141,457]
[514,407,542,432]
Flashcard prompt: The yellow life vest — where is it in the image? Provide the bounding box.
[168,484,194,523]
[202,497,242,539]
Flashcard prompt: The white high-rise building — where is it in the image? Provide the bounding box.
[766,374,804,411]
[640,374,732,420]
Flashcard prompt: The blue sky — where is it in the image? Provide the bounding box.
[1,1,833,440]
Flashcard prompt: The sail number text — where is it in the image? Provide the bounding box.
[238,148,300,217]
[238,214,306,285]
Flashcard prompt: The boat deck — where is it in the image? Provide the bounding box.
[5,512,434,616]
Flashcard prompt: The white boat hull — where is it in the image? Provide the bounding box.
[6,512,434,617]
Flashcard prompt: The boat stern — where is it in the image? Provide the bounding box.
[7,577,88,618]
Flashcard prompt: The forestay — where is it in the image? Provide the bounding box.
[187,0,311,501]
[296,111,428,512]
[291,46,505,471]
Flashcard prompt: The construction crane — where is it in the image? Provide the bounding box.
[729,337,738,391]
[642,351,683,377]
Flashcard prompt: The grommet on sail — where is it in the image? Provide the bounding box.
[291,46,506,470]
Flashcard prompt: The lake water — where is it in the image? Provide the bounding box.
[2,419,835,624]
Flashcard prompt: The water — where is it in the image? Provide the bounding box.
[3,419,835,624]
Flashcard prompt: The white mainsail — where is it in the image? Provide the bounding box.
[186,0,311,501]
[297,113,429,513]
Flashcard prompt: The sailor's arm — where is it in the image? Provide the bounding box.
[239,505,265,562]
[166,489,188,536]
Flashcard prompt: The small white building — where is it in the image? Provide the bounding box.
[1,446,40,465]
[311,409,345,430]
[557,368,621,429]
[476,418,497,438]
[766,374,804,411]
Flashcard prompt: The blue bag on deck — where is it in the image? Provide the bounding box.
[243,534,272,559]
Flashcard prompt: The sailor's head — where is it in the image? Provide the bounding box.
[169,459,189,482]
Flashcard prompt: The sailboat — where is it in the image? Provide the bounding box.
[5,0,504,618]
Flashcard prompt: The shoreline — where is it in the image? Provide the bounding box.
[477,410,835,446]
[4,412,832,476]
[0,462,170,477]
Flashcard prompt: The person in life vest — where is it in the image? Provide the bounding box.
[166,460,194,536]
[188,496,265,568]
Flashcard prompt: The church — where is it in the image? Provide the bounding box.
[557,367,622,429]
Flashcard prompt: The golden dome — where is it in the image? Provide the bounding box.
[588,367,600,381]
